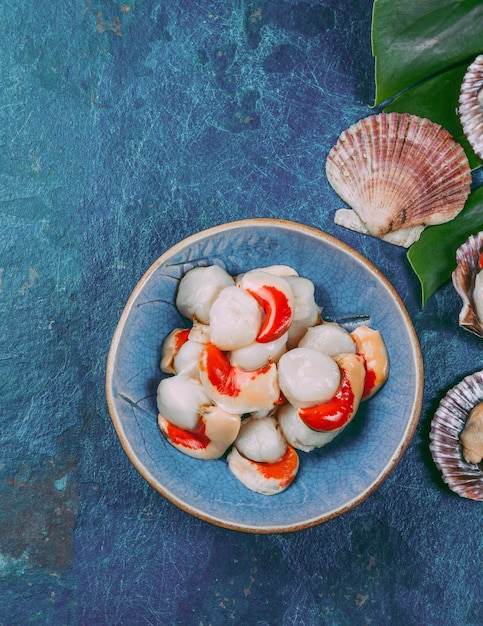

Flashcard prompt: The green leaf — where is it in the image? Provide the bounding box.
[407,186,483,307]
[372,0,483,306]
[372,0,483,106]
[383,65,482,169]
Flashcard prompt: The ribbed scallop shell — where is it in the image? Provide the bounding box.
[452,232,483,338]
[326,113,472,243]
[430,370,483,500]
[458,54,483,160]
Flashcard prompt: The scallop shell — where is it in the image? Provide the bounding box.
[326,113,472,247]
[430,370,483,500]
[452,231,483,338]
[458,54,483,161]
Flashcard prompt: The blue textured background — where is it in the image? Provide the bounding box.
[1,1,481,624]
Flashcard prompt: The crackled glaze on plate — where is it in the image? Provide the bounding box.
[106,219,423,532]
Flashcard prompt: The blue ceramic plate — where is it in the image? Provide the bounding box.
[106,219,423,533]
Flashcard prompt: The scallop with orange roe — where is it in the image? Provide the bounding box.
[227,444,299,496]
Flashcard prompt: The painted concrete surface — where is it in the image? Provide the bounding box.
[1,1,481,624]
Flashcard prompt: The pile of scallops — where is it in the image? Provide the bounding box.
[157,264,389,495]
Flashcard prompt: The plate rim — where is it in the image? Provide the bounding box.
[106,218,424,533]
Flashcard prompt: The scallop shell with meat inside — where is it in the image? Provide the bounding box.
[452,231,483,339]
[458,54,483,161]
[326,113,472,247]
[430,370,483,500]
